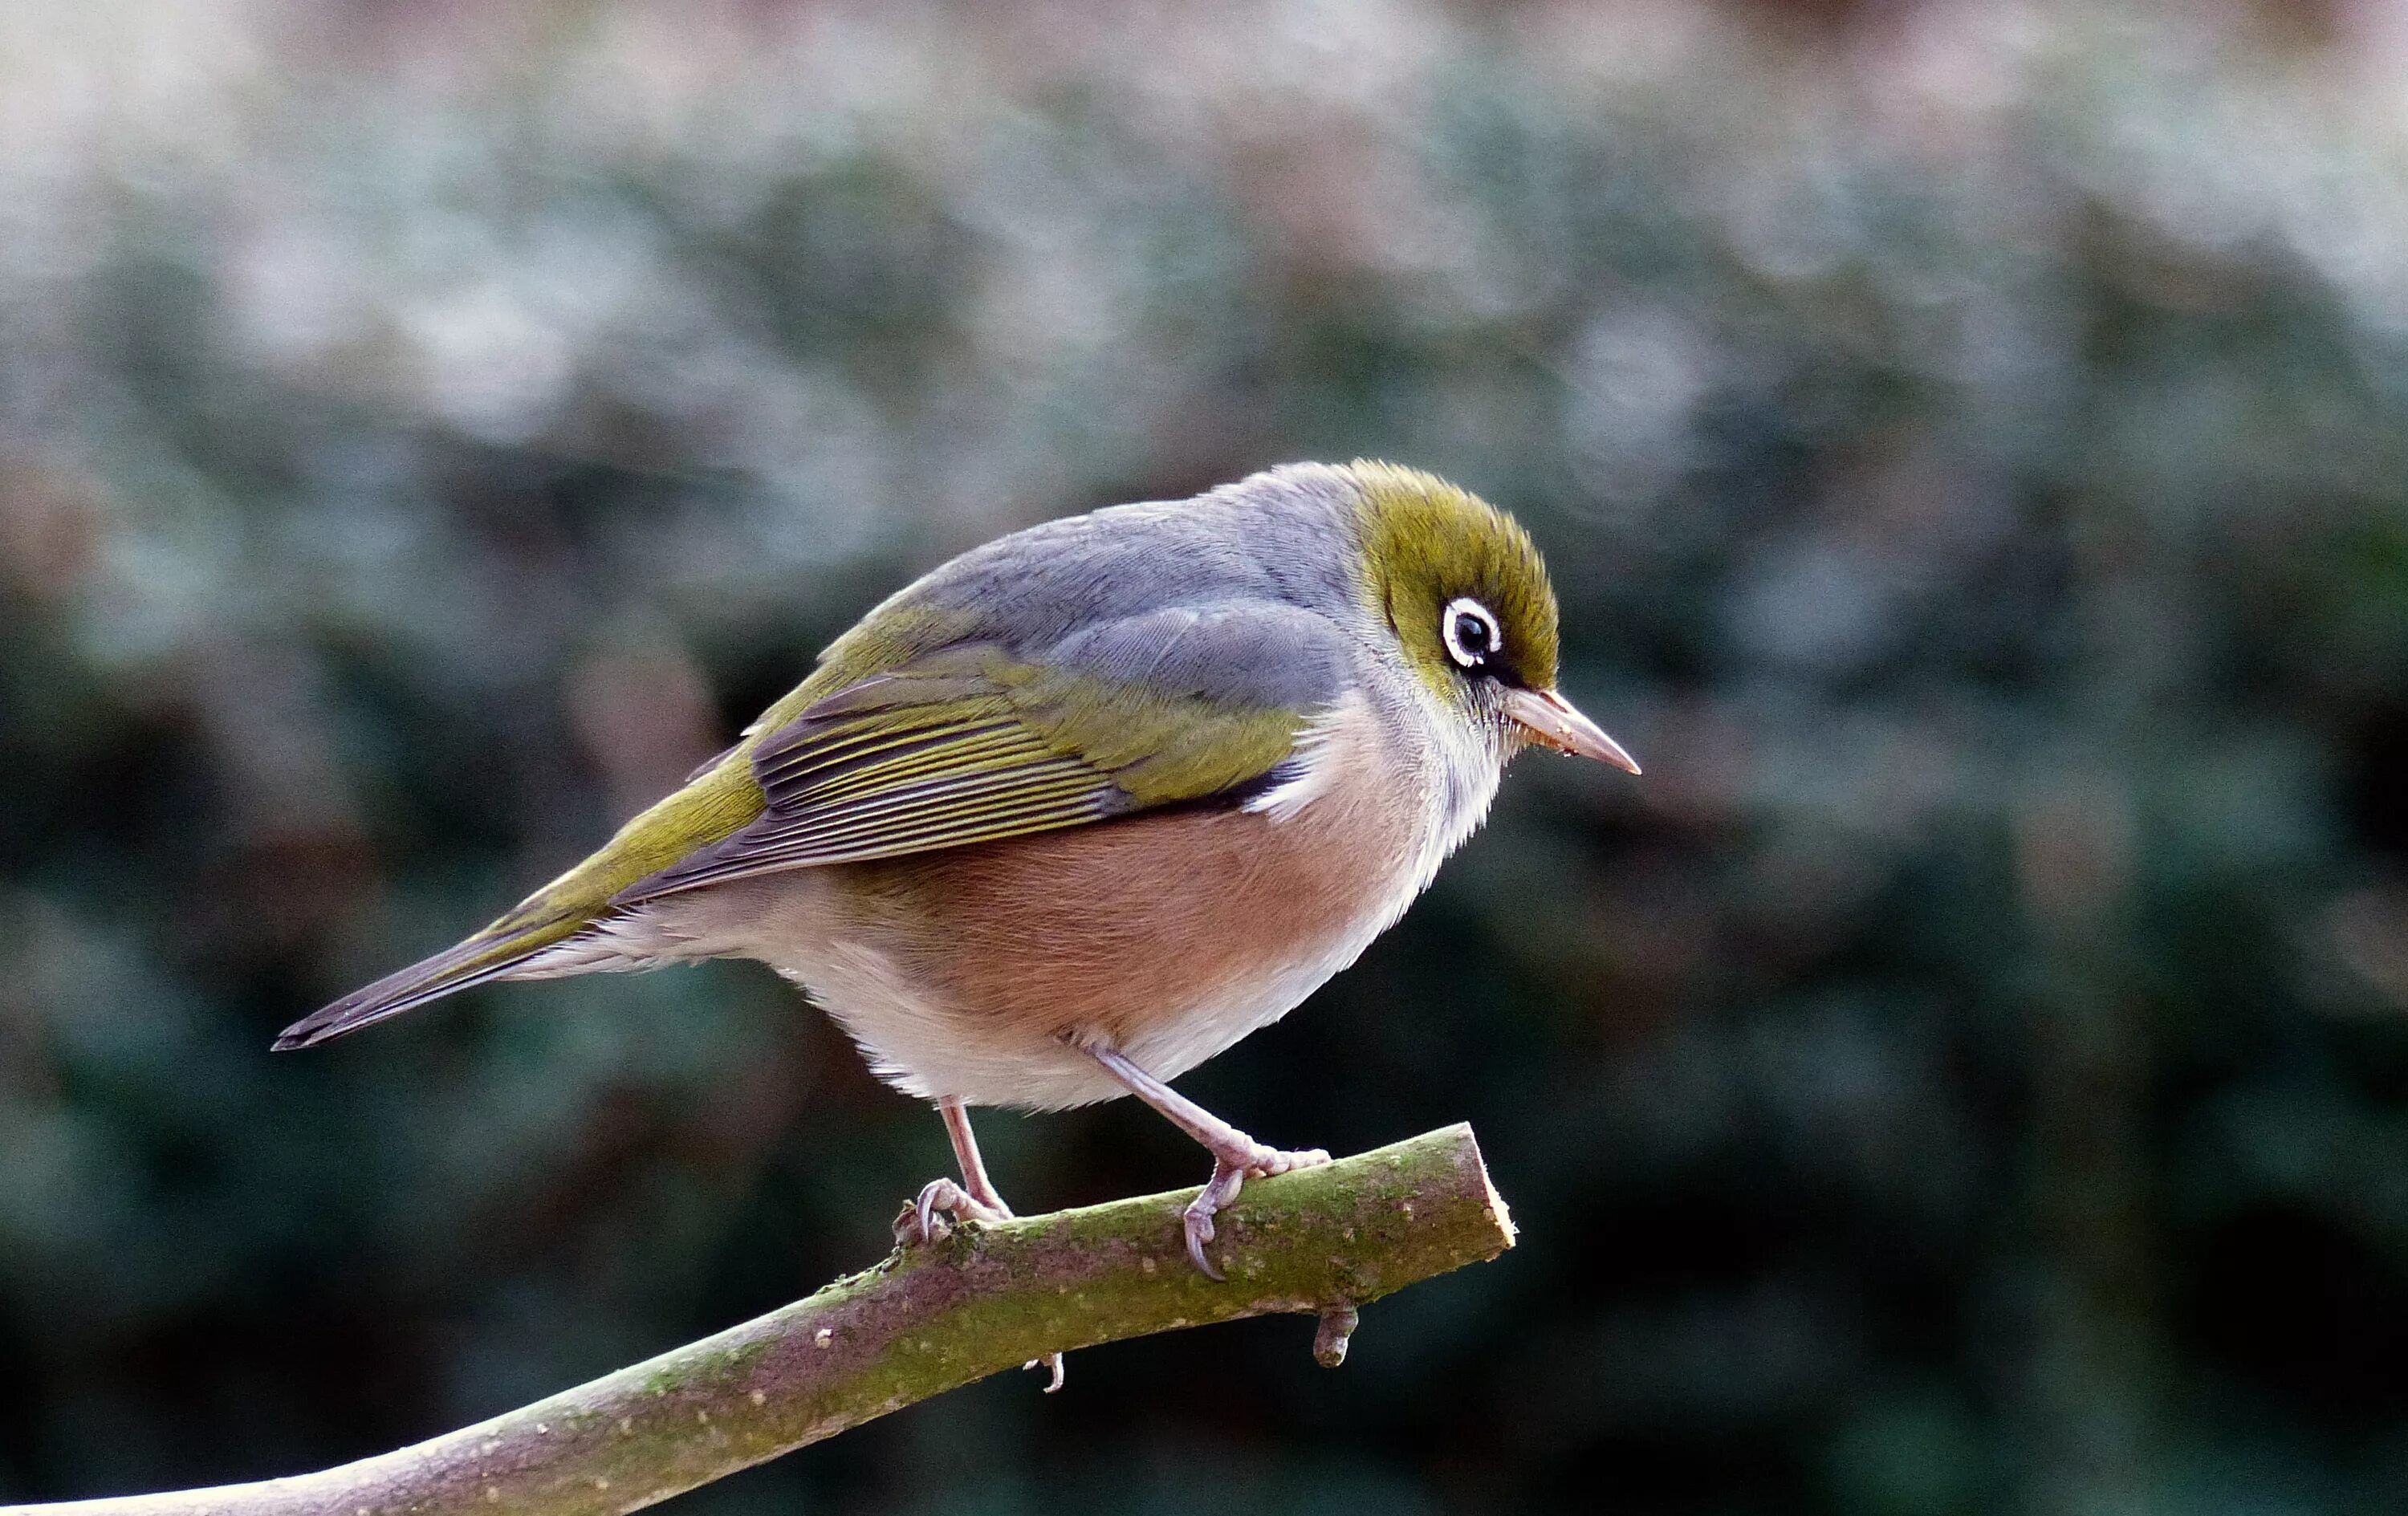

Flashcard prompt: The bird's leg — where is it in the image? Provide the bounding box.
[908,1097,1066,1392]
[1079,1044,1331,1280]
[942,1095,1015,1214]
[909,1095,1015,1240]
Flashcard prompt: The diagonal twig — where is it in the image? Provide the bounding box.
[21,1124,1514,1516]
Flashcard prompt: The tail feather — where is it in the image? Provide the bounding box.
[273,912,587,1051]
[276,738,771,1051]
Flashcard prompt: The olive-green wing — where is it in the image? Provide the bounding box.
[614,684,1129,899]
[612,613,1337,904]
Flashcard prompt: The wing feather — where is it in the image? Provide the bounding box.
[613,694,1133,901]
[613,608,1352,904]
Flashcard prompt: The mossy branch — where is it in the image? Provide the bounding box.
[26,1124,1514,1516]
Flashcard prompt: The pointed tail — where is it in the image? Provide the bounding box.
[272,908,587,1051]
[275,741,770,1051]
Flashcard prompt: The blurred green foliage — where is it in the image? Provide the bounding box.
[4,2,2408,1511]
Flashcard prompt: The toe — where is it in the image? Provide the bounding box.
[905,1178,1013,1246]
[1247,1147,1332,1180]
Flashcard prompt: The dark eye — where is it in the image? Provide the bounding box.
[1441,597,1502,671]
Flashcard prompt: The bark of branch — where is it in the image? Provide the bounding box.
[24,1124,1513,1516]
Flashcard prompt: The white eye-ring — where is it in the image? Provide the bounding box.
[1441,597,1502,670]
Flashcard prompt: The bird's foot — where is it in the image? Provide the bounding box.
[898,1177,1011,1246]
[1182,1140,1332,1280]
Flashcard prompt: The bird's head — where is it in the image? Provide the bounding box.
[1342,460,1638,774]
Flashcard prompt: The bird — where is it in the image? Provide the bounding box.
[275,460,1638,1306]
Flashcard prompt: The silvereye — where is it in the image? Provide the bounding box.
[278,461,1637,1286]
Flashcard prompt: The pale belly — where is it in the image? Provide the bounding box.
[644,776,1439,1109]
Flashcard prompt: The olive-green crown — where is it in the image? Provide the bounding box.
[1344,461,1560,696]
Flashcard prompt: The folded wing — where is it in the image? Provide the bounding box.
[614,604,1348,903]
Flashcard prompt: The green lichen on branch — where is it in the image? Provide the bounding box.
[25,1123,1512,1516]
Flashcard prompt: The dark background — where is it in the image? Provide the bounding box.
[6,2,2408,1511]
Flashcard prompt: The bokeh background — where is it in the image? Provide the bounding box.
[6,1,2408,1510]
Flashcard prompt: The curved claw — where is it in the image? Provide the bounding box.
[1179,1146,1333,1279]
[1181,1160,1246,1279]
[904,1177,1008,1246]
[913,1179,950,1244]
[1184,1213,1222,1280]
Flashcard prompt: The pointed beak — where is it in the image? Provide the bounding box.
[1502,687,1641,774]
